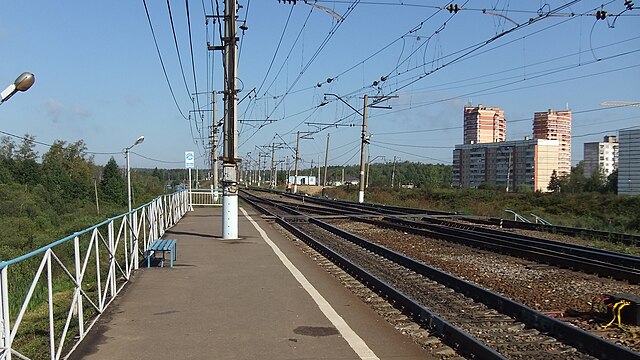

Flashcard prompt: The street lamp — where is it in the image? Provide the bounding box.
[0,72,35,106]
[124,135,145,212]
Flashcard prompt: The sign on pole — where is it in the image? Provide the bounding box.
[185,151,195,169]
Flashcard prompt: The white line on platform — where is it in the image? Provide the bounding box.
[240,207,380,360]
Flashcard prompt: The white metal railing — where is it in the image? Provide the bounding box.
[188,187,222,207]
[505,209,531,223]
[0,190,189,360]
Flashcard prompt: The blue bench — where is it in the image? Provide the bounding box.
[145,239,177,268]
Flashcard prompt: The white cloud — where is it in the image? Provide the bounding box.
[44,98,91,123]
[125,95,142,107]
[45,98,63,123]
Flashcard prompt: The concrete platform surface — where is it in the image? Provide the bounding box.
[70,204,432,360]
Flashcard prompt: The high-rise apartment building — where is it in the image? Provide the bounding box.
[452,139,559,192]
[463,104,506,144]
[583,135,618,178]
[533,109,571,175]
[618,127,640,196]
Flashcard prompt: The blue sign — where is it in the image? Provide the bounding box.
[185,151,195,168]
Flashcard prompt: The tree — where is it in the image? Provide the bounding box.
[100,157,126,205]
[584,167,606,193]
[0,137,16,159]
[605,169,618,194]
[547,169,561,193]
[13,135,41,185]
[42,140,94,207]
[15,134,38,162]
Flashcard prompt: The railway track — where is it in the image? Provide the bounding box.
[244,189,640,283]
[250,187,640,246]
[240,191,640,360]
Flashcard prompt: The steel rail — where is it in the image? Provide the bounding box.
[244,190,640,281]
[240,193,639,360]
[361,216,640,284]
[413,216,640,270]
[239,192,507,359]
[306,216,639,360]
[487,217,640,246]
[255,187,640,245]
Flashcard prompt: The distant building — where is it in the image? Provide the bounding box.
[533,109,572,175]
[452,139,559,192]
[618,128,640,196]
[463,104,506,144]
[288,175,317,186]
[584,135,618,178]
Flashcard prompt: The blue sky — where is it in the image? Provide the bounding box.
[1,1,638,172]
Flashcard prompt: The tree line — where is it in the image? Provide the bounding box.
[547,161,618,194]
[281,161,453,189]
[0,135,166,259]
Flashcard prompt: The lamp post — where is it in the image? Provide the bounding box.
[0,72,35,106]
[125,135,145,212]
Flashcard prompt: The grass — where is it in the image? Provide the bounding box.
[325,186,640,235]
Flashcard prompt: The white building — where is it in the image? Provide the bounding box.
[583,135,618,178]
[618,128,640,196]
[288,175,317,186]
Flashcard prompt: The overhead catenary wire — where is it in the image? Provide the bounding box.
[167,0,192,97]
[236,0,635,167]
[141,0,189,121]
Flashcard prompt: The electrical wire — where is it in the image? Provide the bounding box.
[141,0,189,121]
[0,129,124,156]
[264,0,362,124]
[255,5,294,97]
[167,0,192,96]
[131,150,206,164]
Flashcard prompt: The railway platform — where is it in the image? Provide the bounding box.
[70,205,432,359]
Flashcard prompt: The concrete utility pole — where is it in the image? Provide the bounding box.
[221,0,239,239]
[358,95,368,203]
[323,133,330,187]
[270,143,276,188]
[391,156,399,188]
[325,93,396,203]
[294,131,301,194]
[506,148,512,193]
[211,91,219,201]
[366,153,370,189]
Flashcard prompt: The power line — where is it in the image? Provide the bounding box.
[372,143,450,163]
[141,0,189,120]
[264,0,362,125]
[255,4,294,97]
[166,0,192,96]
[132,150,205,164]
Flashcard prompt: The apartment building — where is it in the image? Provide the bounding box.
[583,135,618,178]
[452,139,559,192]
[463,104,506,144]
[533,109,571,175]
[618,128,640,195]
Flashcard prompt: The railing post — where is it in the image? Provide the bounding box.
[108,221,116,299]
[133,211,139,271]
[1,265,11,360]
[73,236,84,338]
[46,250,55,359]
